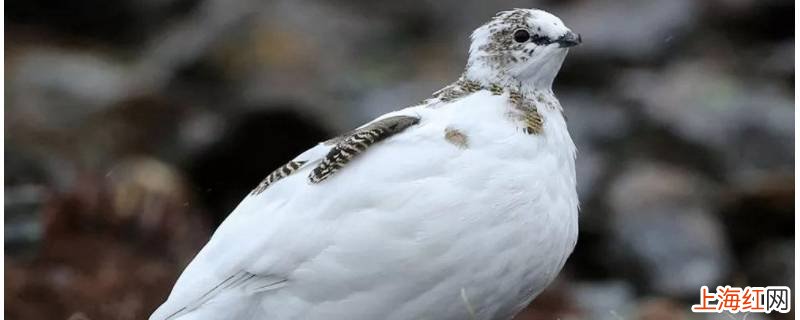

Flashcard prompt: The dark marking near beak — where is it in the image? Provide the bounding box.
[556,32,581,48]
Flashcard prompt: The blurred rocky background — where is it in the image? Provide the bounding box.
[4,0,794,319]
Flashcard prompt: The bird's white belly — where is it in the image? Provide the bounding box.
[251,106,578,320]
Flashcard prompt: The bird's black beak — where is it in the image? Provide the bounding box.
[556,32,581,48]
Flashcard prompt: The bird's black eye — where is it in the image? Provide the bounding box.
[513,30,530,43]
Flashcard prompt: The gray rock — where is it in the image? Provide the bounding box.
[353,81,440,123]
[758,40,795,78]
[559,0,699,60]
[570,280,635,320]
[561,92,630,144]
[618,62,794,178]
[743,240,794,288]
[8,49,129,129]
[608,161,731,297]
[574,148,607,208]
[4,184,46,256]
[560,92,629,209]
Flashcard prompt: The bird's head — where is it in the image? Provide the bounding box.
[465,9,580,90]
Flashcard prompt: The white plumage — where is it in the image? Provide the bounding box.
[152,8,580,320]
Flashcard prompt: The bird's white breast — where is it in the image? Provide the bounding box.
[227,91,580,320]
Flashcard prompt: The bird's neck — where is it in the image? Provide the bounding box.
[427,73,562,115]
[458,73,553,100]
[463,51,568,95]
[462,70,553,98]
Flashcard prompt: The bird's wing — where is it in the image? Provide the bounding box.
[150,110,423,320]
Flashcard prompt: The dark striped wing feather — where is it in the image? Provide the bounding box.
[250,115,420,195]
[309,115,420,183]
[251,160,307,195]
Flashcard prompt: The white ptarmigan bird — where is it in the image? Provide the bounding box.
[152,8,581,320]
